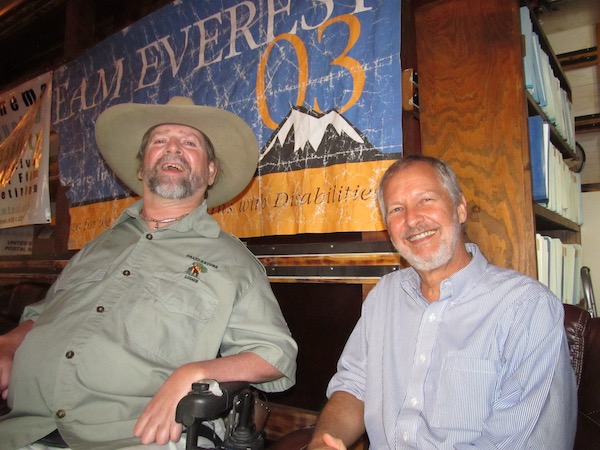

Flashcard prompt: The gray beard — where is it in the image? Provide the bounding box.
[147,174,195,199]
[396,215,463,272]
[142,155,205,200]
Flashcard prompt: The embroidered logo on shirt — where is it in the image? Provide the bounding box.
[184,254,218,283]
[187,262,207,277]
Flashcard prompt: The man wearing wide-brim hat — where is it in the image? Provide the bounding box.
[0,97,297,450]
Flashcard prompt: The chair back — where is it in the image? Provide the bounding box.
[563,304,600,449]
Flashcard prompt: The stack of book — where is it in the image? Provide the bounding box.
[528,115,583,224]
[520,6,576,150]
[536,234,583,305]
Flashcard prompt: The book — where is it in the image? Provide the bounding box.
[531,33,548,110]
[572,244,583,304]
[528,115,549,205]
[548,237,563,299]
[536,233,550,288]
[562,244,576,304]
[520,7,537,100]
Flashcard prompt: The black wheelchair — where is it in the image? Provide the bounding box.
[176,380,266,450]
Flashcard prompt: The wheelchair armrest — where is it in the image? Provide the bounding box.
[176,380,250,426]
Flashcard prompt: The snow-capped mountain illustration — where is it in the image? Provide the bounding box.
[259,106,395,176]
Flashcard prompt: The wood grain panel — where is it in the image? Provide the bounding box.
[414,0,537,276]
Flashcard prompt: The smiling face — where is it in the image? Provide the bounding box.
[138,124,217,202]
[382,161,468,276]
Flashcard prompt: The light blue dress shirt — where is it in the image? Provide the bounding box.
[327,243,577,449]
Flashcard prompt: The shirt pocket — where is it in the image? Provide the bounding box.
[124,276,219,367]
[43,263,111,320]
[431,357,500,432]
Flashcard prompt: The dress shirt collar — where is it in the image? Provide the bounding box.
[404,242,489,304]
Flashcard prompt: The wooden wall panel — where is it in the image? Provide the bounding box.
[414,0,537,277]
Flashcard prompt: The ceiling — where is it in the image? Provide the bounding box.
[0,0,173,90]
[536,0,599,33]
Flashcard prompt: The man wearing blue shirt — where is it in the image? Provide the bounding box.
[308,155,577,449]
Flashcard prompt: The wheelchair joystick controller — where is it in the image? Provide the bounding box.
[175,380,264,450]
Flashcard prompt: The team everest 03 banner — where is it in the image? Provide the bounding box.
[52,0,402,249]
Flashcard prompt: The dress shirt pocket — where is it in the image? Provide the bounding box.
[54,262,109,292]
[431,357,500,432]
[47,264,110,320]
[124,277,219,367]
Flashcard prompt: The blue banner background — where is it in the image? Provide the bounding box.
[52,0,401,207]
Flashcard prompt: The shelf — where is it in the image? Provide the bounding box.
[534,203,580,232]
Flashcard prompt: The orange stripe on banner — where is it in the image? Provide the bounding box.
[68,160,396,248]
[68,197,138,249]
[210,160,394,238]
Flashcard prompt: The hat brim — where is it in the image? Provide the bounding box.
[95,100,258,208]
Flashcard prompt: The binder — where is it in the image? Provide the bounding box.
[520,7,537,101]
[562,244,576,304]
[548,237,563,299]
[528,115,549,205]
[536,233,550,288]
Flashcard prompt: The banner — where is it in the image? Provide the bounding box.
[0,225,34,256]
[52,0,402,248]
[0,72,52,230]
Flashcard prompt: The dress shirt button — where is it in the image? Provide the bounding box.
[403,431,409,442]
[96,306,105,313]
[410,397,418,407]
[56,409,66,419]
[146,234,153,240]
[428,313,436,322]
[419,354,427,363]
[65,350,75,359]
[123,270,131,276]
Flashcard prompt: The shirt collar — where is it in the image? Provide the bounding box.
[444,242,488,301]
[118,199,221,238]
[404,242,488,303]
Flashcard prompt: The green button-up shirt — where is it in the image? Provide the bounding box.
[0,201,297,450]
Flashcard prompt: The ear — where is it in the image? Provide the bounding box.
[457,194,468,224]
[207,161,218,186]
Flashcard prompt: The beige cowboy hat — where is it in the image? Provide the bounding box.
[94,96,259,208]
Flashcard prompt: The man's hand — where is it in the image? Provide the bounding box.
[0,347,14,400]
[134,352,283,445]
[307,391,365,450]
[322,433,348,449]
[0,320,34,400]
[133,364,193,445]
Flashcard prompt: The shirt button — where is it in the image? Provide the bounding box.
[65,350,75,359]
[96,306,105,313]
[410,397,418,407]
[146,234,153,240]
[56,409,66,419]
[123,270,131,276]
[428,313,436,322]
[419,354,427,363]
[403,431,409,441]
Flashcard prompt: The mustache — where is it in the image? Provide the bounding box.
[154,154,191,172]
